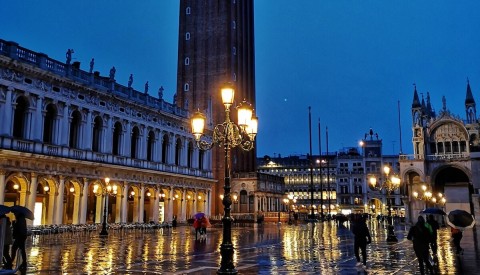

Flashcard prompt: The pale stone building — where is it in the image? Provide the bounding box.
[0,40,215,226]
[400,83,480,224]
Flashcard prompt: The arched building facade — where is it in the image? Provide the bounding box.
[0,40,215,225]
[400,83,480,223]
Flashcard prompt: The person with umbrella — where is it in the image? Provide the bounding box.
[10,212,27,270]
[0,214,13,270]
[447,209,476,255]
[426,215,440,257]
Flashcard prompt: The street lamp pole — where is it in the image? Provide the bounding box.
[191,83,258,275]
[99,177,110,237]
[369,166,400,242]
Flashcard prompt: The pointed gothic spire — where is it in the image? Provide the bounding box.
[412,83,421,108]
[465,78,475,105]
[426,92,435,117]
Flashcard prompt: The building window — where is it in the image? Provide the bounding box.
[232,20,236,29]
[232,47,236,55]
[186,7,191,14]
[112,121,123,156]
[185,57,190,65]
[92,116,103,152]
[69,110,82,149]
[147,131,155,161]
[175,138,182,166]
[43,104,57,144]
[161,134,169,163]
[13,96,29,139]
[131,126,140,159]
[185,32,191,40]
[184,83,189,91]
[187,141,193,168]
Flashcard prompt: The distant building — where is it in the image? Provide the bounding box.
[400,83,480,223]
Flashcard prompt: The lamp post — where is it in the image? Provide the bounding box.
[369,166,401,242]
[412,184,447,209]
[191,83,258,275]
[97,177,118,237]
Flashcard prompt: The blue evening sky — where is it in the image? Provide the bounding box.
[2,1,480,157]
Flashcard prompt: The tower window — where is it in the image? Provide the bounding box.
[184,83,189,91]
[232,21,236,29]
[186,7,191,15]
[232,46,236,55]
[185,32,191,40]
[185,57,190,65]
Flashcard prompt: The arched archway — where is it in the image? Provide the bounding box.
[433,166,472,214]
[13,96,29,139]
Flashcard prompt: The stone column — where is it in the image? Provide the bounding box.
[72,187,81,224]
[47,190,55,225]
[115,192,122,223]
[139,185,145,223]
[0,170,6,204]
[206,190,211,216]
[27,173,38,225]
[1,87,13,136]
[121,183,128,223]
[55,176,65,224]
[79,179,89,224]
[33,96,43,141]
[84,111,92,151]
[152,189,160,223]
[193,189,198,215]
[181,189,187,222]
[168,187,174,222]
[61,103,70,146]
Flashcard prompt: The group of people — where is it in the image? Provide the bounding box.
[1,213,28,270]
[351,213,463,275]
[193,216,211,241]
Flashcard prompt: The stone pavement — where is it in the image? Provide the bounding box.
[9,220,480,274]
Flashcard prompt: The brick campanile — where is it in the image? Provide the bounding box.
[176,0,257,215]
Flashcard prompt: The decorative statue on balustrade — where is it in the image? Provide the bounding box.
[89,58,95,73]
[66,49,74,64]
[144,81,149,94]
[109,66,116,81]
[128,74,133,88]
[158,86,164,100]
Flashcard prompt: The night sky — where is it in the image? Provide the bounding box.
[2,1,479,157]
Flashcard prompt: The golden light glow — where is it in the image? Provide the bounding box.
[69,186,75,193]
[237,100,253,130]
[191,110,206,140]
[43,185,49,192]
[221,83,235,107]
[13,183,19,190]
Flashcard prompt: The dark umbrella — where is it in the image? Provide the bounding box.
[447,209,475,229]
[420,208,446,215]
[194,212,205,219]
[0,205,11,216]
[9,205,34,220]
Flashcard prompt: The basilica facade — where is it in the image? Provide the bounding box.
[400,83,480,223]
[0,40,216,226]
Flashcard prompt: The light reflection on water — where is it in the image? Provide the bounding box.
[23,222,479,274]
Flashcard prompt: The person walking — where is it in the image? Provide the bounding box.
[451,226,463,255]
[407,216,434,275]
[426,215,440,257]
[0,215,12,269]
[10,213,27,270]
[351,214,372,269]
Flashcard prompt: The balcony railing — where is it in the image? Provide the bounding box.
[1,136,212,178]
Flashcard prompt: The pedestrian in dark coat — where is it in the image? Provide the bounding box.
[1,215,13,269]
[407,216,433,275]
[426,215,440,255]
[351,214,372,267]
[11,213,27,270]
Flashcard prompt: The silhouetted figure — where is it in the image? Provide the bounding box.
[66,49,73,64]
[158,86,164,99]
[109,66,116,80]
[144,81,149,94]
[427,215,440,256]
[351,214,371,267]
[89,58,94,73]
[1,215,12,269]
[407,216,433,275]
[11,213,27,270]
[451,227,463,254]
[172,215,177,227]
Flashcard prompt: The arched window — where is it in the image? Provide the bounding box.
[92,116,103,152]
[187,141,194,168]
[112,122,123,156]
[198,150,204,170]
[43,104,57,143]
[184,83,189,91]
[131,126,140,159]
[185,57,190,65]
[175,138,182,166]
[13,96,29,139]
[161,134,169,163]
[185,32,191,40]
[69,110,82,149]
[186,7,191,14]
[147,131,155,161]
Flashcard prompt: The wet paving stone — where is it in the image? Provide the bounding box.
[12,220,480,274]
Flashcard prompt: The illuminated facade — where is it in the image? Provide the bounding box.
[400,83,480,223]
[0,40,215,225]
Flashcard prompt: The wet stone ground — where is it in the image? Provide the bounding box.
[10,220,480,274]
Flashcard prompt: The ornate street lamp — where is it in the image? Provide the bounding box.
[96,177,118,237]
[191,83,258,275]
[412,184,447,208]
[369,166,401,242]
